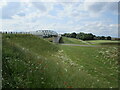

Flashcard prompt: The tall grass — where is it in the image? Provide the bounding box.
[2,34,119,88]
[60,45,119,88]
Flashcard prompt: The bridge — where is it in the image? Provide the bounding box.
[29,30,58,37]
[30,30,63,43]
[2,30,63,43]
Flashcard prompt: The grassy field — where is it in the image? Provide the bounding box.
[2,34,119,88]
[62,37,90,45]
[61,37,119,46]
[86,40,119,45]
[60,45,119,87]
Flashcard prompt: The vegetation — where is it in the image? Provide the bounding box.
[62,37,119,46]
[62,37,90,45]
[86,40,119,45]
[2,34,119,88]
[62,32,112,40]
[60,45,119,88]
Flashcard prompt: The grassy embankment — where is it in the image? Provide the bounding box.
[62,37,90,45]
[62,36,119,45]
[2,34,119,88]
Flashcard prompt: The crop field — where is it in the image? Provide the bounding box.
[2,34,120,88]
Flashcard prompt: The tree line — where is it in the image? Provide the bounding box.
[62,32,111,40]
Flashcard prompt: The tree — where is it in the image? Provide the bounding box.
[107,36,111,40]
[76,32,85,39]
[62,33,71,37]
[86,33,95,40]
[70,32,77,38]
[100,36,105,40]
[76,32,95,40]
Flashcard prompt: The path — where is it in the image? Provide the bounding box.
[60,44,101,47]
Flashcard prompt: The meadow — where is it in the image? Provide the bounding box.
[2,34,119,88]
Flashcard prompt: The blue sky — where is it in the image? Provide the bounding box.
[0,0,119,37]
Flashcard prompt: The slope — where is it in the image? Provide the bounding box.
[2,34,119,88]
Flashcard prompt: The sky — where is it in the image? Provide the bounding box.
[0,0,119,37]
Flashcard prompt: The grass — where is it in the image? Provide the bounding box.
[62,37,119,46]
[60,45,119,88]
[86,40,119,45]
[2,34,119,88]
[62,37,90,45]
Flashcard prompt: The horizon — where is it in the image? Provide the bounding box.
[0,0,119,38]
[1,30,119,38]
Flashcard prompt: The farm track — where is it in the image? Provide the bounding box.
[60,44,102,47]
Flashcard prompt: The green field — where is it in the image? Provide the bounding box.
[2,34,119,88]
[62,37,119,46]
[62,37,90,45]
[86,40,119,45]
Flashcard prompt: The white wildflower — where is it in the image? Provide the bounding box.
[41,81,45,84]
[64,68,67,72]
[81,66,83,68]
[28,61,31,63]
[36,67,38,69]
[97,79,99,82]
[37,56,40,59]
[41,77,44,80]
[78,68,81,71]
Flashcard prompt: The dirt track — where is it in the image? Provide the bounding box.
[60,44,101,47]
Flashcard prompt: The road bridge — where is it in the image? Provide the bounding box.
[2,30,62,43]
[30,30,62,43]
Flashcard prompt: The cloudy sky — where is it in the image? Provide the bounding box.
[0,0,119,37]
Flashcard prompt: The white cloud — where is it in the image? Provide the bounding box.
[0,1,118,37]
[1,2,21,19]
[0,1,7,8]
[31,2,47,12]
[74,22,118,37]
[0,0,119,2]
[84,1,118,17]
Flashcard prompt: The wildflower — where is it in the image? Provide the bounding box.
[28,61,31,63]
[81,66,83,68]
[64,68,67,72]
[37,56,40,59]
[64,82,67,85]
[41,77,44,80]
[97,79,99,82]
[22,48,25,50]
[96,56,98,58]
[41,81,45,84]
[106,51,109,53]
[5,57,9,60]
[67,86,72,88]
[36,67,38,69]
